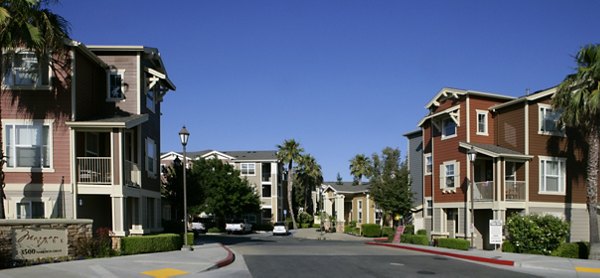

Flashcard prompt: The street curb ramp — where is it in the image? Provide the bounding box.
[207,243,236,271]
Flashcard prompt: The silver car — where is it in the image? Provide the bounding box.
[272,221,288,235]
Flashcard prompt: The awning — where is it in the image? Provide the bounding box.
[66,114,148,129]
[459,142,533,160]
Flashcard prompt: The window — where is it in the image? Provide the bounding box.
[476,110,488,135]
[539,104,562,135]
[440,161,459,189]
[505,162,516,181]
[424,153,432,175]
[539,156,566,194]
[2,50,50,88]
[358,200,363,223]
[108,69,125,100]
[17,201,44,219]
[85,133,99,157]
[146,138,157,175]
[5,121,51,169]
[442,117,457,139]
[241,163,256,175]
[262,184,271,197]
[146,87,155,112]
[426,198,433,217]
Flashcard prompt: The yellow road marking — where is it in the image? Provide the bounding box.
[142,268,189,278]
[576,267,600,274]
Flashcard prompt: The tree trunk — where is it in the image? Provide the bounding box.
[0,64,5,219]
[587,130,600,260]
[287,164,297,230]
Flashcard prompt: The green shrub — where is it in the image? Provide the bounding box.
[506,214,569,255]
[361,224,381,237]
[73,227,116,258]
[416,229,427,235]
[382,227,395,238]
[403,224,414,235]
[349,220,357,227]
[207,227,221,233]
[297,212,313,225]
[436,238,470,251]
[551,242,589,259]
[121,234,182,255]
[313,224,320,229]
[301,223,310,228]
[344,225,354,233]
[186,232,194,246]
[502,241,516,253]
[401,234,430,246]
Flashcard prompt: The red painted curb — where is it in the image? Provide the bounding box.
[214,243,235,269]
[366,241,514,266]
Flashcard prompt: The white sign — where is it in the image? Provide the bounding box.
[13,228,68,260]
[489,220,503,245]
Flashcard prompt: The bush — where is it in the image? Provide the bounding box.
[121,234,182,255]
[361,224,381,237]
[298,212,313,226]
[551,242,589,259]
[207,227,221,233]
[186,232,194,246]
[403,224,414,235]
[349,220,358,227]
[502,241,516,253]
[313,224,320,229]
[436,238,470,251]
[382,227,395,238]
[506,214,569,255]
[301,223,311,228]
[401,234,430,246]
[416,229,427,235]
[74,227,115,258]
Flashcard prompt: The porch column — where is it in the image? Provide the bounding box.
[335,195,345,233]
[112,196,126,236]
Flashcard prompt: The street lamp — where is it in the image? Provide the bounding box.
[467,146,477,249]
[179,126,190,251]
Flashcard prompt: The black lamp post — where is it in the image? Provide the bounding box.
[467,146,477,249]
[179,126,190,251]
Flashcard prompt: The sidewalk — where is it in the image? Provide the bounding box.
[0,243,235,278]
[293,228,600,277]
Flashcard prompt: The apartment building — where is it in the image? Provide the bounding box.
[408,87,591,249]
[1,41,175,236]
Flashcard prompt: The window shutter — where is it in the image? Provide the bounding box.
[440,164,445,189]
[455,161,460,188]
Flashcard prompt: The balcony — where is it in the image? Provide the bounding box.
[473,181,493,201]
[505,181,526,201]
[77,157,111,184]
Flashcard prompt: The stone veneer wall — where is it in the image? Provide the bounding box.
[0,219,93,263]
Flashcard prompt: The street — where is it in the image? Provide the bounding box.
[201,232,539,278]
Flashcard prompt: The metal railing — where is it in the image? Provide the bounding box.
[505,181,526,201]
[474,181,493,201]
[77,157,111,184]
[124,160,140,187]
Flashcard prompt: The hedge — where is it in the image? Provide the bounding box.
[416,229,427,235]
[382,227,395,238]
[403,224,414,235]
[551,242,589,259]
[436,238,470,251]
[400,234,429,246]
[121,234,182,255]
[361,224,381,237]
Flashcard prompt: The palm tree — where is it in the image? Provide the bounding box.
[296,154,323,214]
[276,139,304,230]
[553,44,600,259]
[0,0,70,219]
[349,154,371,185]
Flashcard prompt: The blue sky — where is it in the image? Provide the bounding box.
[54,1,600,181]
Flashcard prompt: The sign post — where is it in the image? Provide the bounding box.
[489,219,503,250]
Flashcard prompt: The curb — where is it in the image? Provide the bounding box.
[207,243,235,270]
[367,241,514,266]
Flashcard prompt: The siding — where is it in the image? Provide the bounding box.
[406,132,423,207]
[496,104,525,152]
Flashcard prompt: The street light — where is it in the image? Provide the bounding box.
[467,146,477,249]
[179,126,190,251]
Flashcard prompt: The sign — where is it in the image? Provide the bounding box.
[392,226,405,244]
[13,228,68,260]
[489,220,503,245]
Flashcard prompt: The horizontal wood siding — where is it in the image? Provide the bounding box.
[74,51,110,120]
[93,53,139,114]
[496,104,525,152]
[469,97,504,145]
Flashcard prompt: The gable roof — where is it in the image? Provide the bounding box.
[425,87,514,110]
[459,142,533,160]
[322,182,370,194]
[489,87,557,112]
[168,150,279,162]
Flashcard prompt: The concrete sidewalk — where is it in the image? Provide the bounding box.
[0,243,234,278]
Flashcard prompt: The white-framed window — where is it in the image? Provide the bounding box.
[440,160,460,189]
[146,86,155,113]
[424,153,432,175]
[442,117,457,139]
[2,49,50,88]
[146,138,157,175]
[262,184,271,197]
[357,200,363,223]
[425,198,432,217]
[241,163,256,176]
[85,132,99,157]
[16,201,45,219]
[108,69,125,100]
[539,156,566,195]
[4,120,52,169]
[538,104,563,136]
[476,110,488,135]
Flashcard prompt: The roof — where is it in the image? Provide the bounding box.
[459,142,533,160]
[490,87,557,112]
[403,129,422,138]
[174,150,279,162]
[66,114,148,129]
[322,182,370,193]
[425,87,514,109]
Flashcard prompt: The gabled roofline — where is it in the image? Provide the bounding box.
[458,142,533,160]
[200,150,237,160]
[418,105,459,127]
[65,40,109,69]
[65,114,148,129]
[490,87,557,112]
[425,87,513,109]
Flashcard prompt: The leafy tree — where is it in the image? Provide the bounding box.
[0,0,70,218]
[276,139,304,230]
[192,158,260,227]
[349,154,371,185]
[553,44,600,259]
[368,147,412,227]
[295,154,323,214]
[336,172,343,185]
[161,158,205,223]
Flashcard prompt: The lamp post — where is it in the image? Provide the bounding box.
[179,126,190,251]
[467,146,477,249]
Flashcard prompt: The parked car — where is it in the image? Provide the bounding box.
[272,221,288,235]
[225,219,252,234]
[191,220,205,235]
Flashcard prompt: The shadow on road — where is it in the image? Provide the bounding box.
[196,234,275,246]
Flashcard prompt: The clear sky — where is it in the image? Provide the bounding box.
[53,0,600,181]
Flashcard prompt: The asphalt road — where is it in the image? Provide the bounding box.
[201,233,540,278]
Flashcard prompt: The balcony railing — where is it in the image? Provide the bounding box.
[124,160,140,187]
[505,181,526,201]
[77,157,111,184]
[474,181,493,201]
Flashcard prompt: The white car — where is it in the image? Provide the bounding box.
[225,219,252,233]
[272,221,288,235]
